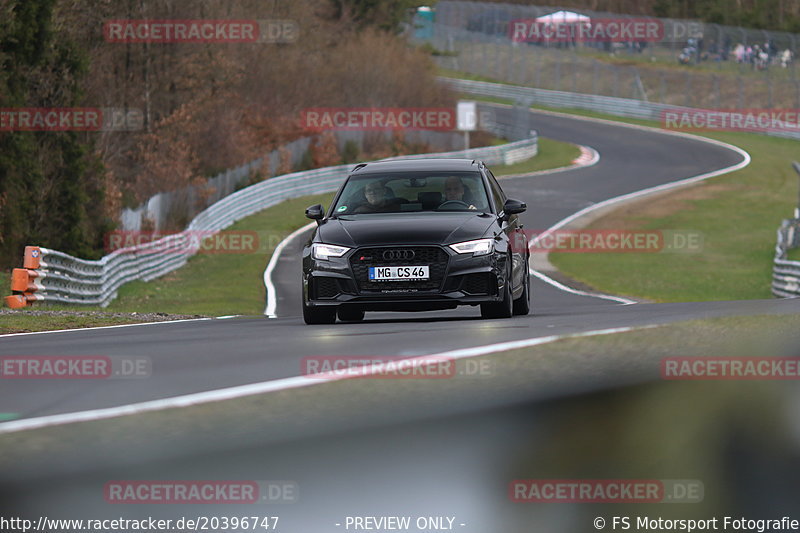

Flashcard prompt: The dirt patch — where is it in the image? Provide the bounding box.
[0,309,207,321]
[587,181,744,230]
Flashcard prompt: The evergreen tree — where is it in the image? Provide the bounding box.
[0,0,105,268]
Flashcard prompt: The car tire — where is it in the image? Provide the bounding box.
[481,262,514,319]
[302,283,337,325]
[513,258,531,316]
[303,303,337,324]
[337,307,365,322]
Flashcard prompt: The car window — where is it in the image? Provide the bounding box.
[331,171,491,215]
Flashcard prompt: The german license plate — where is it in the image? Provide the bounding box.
[369,265,430,281]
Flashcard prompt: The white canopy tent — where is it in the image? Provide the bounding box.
[534,10,590,24]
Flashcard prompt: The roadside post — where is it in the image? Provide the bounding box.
[792,161,800,218]
[457,100,477,153]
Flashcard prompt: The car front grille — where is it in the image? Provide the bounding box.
[462,272,494,295]
[314,277,341,299]
[444,273,495,295]
[312,277,356,299]
[349,246,449,292]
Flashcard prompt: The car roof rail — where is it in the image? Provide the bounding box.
[351,163,368,172]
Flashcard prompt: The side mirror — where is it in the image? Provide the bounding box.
[305,204,324,222]
[501,198,527,219]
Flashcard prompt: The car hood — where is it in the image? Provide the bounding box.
[316,213,497,247]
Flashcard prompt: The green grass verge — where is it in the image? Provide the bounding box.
[440,67,798,302]
[493,137,581,176]
[547,124,797,302]
[103,193,335,316]
[0,311,179,335]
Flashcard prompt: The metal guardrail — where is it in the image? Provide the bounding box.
[440,76,800,141]
[5,132,538,308]
[773,218,800,297]
[120,129,474,232]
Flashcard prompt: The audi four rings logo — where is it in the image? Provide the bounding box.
[382,249,415,260]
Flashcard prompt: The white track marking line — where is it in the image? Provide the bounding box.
[263,222,316,318]
[0,325,652,434]
[516,106,752,305]
[530,270,635,305]
[498,144,600,180]
[0,318,213,339]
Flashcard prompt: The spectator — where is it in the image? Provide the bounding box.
[734,43,744,63]
[780,49,793,68]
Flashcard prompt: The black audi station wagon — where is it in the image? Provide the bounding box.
[301,158,530,324]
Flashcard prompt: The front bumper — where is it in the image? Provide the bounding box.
[302,245,507,311]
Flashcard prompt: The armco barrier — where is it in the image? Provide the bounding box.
[5,132,537,308]
[439,76,800,142]
[772,218,800,298]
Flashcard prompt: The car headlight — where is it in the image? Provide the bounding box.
[449,238,494,256]
[312,243,351,260]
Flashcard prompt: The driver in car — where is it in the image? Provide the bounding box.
[443,176,477,210]
[355,182,394,213]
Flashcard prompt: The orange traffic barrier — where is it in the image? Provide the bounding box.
[10,268,43,292]
[23,246,42,269]
[4,294,28,309]
[5,246,42,308]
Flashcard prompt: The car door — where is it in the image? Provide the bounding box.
[486,169,527,293]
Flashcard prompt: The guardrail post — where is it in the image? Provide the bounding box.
[793,161,800,218]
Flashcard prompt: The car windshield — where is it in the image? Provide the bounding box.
[331,171,490,215]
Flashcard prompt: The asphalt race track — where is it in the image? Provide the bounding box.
[1,105,798,422]
[4,104,800,532]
